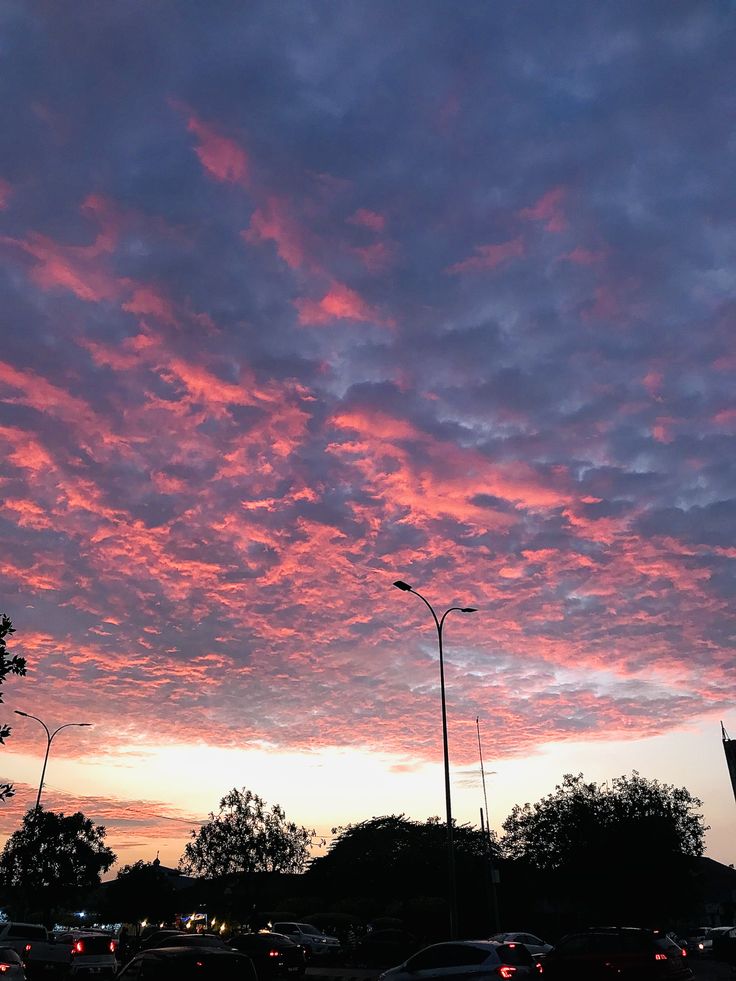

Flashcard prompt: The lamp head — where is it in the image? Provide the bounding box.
[79,723,93,727]
[461,607,478,613]
[14,710,29,717]
[393,580,412,591]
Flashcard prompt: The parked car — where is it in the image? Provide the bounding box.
[0,922,69,976]
[542,928,693,980]
[56,932,118,977]
[228,932,305,980]
[145,934,228,950]
[0,947,26,981]
[378,940,540,980]
[677,932,706,957]
[138,931,185,951]
[353,929,418,968]
[702,926,735,956]
[270,923,339,960]
[490,933,553,958]
[116,947,257,980]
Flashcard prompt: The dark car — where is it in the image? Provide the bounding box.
[228,933,305,980]
[116,946,257,980]
[139,931,185,952]
[354,929,418,968]
[542,928,693,980]
[146,935,228,950]
[0,947,25,981]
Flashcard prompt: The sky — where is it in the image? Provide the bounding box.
[1,1,735,873]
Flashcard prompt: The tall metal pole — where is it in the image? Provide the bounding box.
[393,581,477,940]
[477,717,500,932]
[14,711,92,811]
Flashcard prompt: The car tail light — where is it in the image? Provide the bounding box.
[681,949,687,957]
[497,969,516,979]
[0,964,11,974]
[655,953,667,961]
[269,950,281,958]
[73,941,85,955]
[109,941,117,953]
[535,962,544,975]
[24,945,32,953]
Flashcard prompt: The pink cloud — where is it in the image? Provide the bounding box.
[295,281,394,327]
[123,285,178,326]
[519,185,567,232]
[347,208,386,232]
[244,196,306,269]
[351,241,395,272]
[1,194,123,302]
[446,236,524,273]
[186,113,249,186]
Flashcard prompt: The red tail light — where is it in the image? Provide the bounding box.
[73,941,85,955]
[681,948,687,957]
[655,953,667,961]
[24,945,32,953]
[535,962,544,975]
[269,950,280,958]
[0,965,11,974]
[498,969,517,979]
[109,941,117,953]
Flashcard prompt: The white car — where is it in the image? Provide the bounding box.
[379,940,539,980]
[271,923,340,959]
[490,932,553,958]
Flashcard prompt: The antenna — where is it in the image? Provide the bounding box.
[476,716,501,931]
[476,716,491,836]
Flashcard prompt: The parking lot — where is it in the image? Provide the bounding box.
[304,961,736,981]
[692,960,736,980]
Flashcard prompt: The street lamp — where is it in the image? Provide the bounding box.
[393,580,477,939]
[14,710,92,811]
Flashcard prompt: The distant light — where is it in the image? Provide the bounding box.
[393,580,412,591]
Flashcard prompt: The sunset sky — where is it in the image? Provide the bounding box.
[1,2,735,873]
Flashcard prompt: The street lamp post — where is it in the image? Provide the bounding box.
[393,580,477,940]
[14,710,92,811]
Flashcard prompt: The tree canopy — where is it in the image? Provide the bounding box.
[307,815,497,937]
[102,859,178,923]
[179,787,314,877]
[501,772,707,922]
[0,614,27,802]
[0,807,116,920]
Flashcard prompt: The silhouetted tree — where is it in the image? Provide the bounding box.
[101,859,178,923]
[0,807,116,921]
[307,815,498,939]
[0,614,27,802]
[501,772,707,924]
[179,788,314,877]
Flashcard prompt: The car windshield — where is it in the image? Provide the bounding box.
[298,926,323,936]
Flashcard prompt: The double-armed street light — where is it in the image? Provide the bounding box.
[392,580,477,940]
[14,710,92,811]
